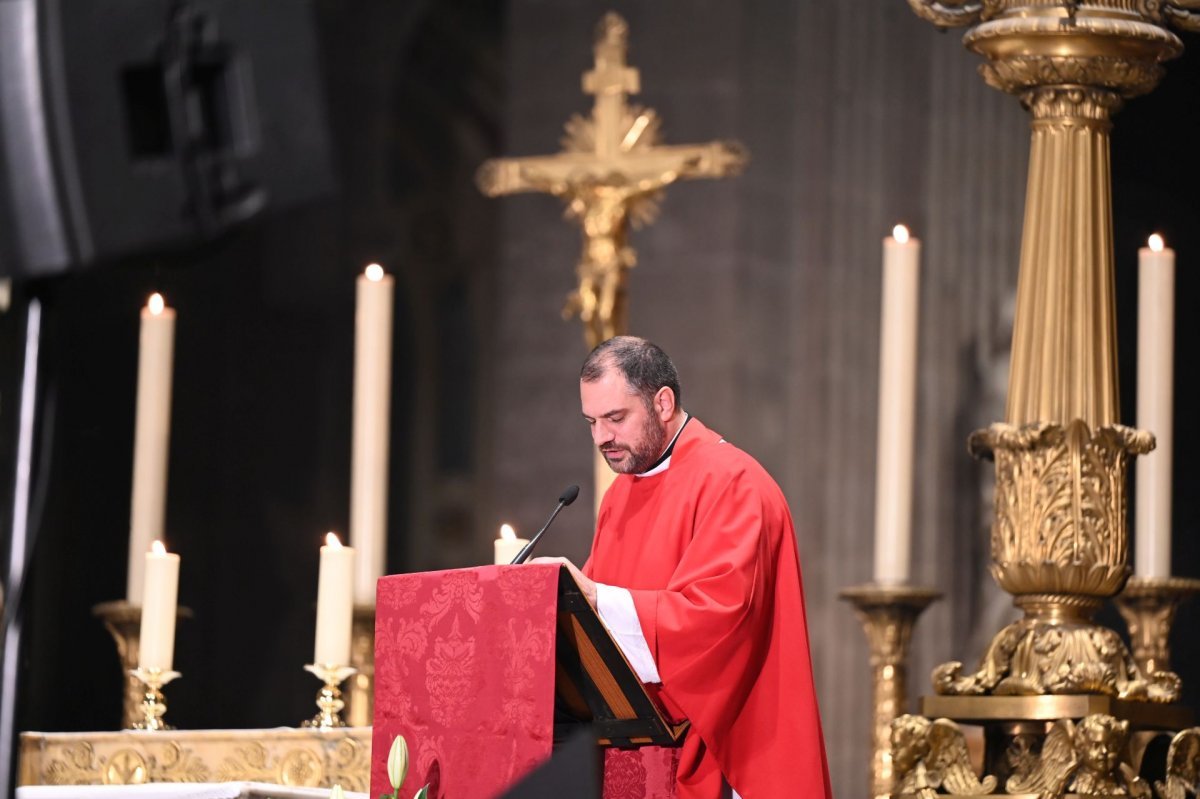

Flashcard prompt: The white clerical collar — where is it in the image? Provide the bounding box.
[636,414,690,478]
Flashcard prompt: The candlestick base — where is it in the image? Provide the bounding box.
[94,601,192,729]
[1114,575,1200,677]
[344,605,375,728]
[129,667,181,731]
[302,663,357,731]
[839,582,941,799]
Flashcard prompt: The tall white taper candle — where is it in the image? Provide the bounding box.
[351,264,395,606]
[138,540,180,672]
[128,293,176,604]
[873,225,921,584]
[315,533,355,666]
[1135,233,1175,579]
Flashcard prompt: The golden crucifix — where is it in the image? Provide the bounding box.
[477,11,748,349]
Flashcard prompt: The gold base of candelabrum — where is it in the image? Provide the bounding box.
[93,601,192,730]
[302,664,357,731]
[1114,576,1200,677]
[839,583,941,799]
[129,668,180,731]
[344,605,375,728]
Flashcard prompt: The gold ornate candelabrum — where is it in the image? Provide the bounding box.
[302,664,357,731]
[840,583,941,799]
[895,1,1200,796]
[93,600,191,729]
[343,605,375,727]
[1114,576,1200,677]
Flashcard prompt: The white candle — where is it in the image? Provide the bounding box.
[351,264,395,605]
[128,293,176,604]
[494,523,529,565]
[873,225,921,584]
[138,540,180,672]
[315,532,355,666]
[1135,233,1175,579]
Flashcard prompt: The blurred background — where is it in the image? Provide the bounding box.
[1,1,1198,797]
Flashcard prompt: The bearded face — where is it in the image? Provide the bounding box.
[581,372,670,474]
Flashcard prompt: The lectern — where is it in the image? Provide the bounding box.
[369,564,686,798]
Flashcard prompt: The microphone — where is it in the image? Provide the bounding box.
[510,484,580,565]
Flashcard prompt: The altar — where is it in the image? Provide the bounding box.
[17,728,372,793]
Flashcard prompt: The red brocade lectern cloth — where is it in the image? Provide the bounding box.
[371,564,560,799]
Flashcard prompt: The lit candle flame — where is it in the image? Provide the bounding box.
[1149,233,1165,253]
[499,523,517,541]
[148,293,166,315]
[365,263,385,282]
[892,225,910,244]
[325,531,343,548]
[151,540,167,555]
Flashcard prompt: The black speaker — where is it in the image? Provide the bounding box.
[0,0,334,279]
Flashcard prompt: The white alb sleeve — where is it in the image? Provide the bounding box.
[594,583,662,684]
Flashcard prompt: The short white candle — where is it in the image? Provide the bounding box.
[494,523,529,565]
[1135,233,1175,579]
[873,225,921,584]
[315,532,355,666]
[351,264,395,605]
[138,540,180,672]
[128,293,176,604]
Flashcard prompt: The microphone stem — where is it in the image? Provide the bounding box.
[511,500,567,565]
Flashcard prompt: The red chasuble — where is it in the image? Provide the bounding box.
[583,418,832,799]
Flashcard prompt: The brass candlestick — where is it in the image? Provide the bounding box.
[302,664,357,731]
[344,605,376,727]
[839,583,941,799]
[129,667,180,731]
[94,600,192,729]
[1114,576,1200,676]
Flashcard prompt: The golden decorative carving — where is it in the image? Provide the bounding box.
[476,12,747,349]
[19,728,372,791]
[839,584,941,798]
[934,422,1178,701]
[1156,728,1200,799]
[970,422,1152,599]
[1006,715,1150,798]
[1113,577,1200,677]
[890,715,998,797]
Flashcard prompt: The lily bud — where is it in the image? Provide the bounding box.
[330,785,345,799]
[387,734,410,790]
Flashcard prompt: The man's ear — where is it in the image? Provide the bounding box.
[654,386,675,421]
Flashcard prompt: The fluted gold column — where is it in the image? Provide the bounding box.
[1005,87,1120,429]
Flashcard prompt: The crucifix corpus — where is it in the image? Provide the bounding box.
[477,12,749,350]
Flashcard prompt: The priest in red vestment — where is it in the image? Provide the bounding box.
[535,336,832,799]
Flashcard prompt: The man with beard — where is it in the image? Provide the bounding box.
[534,336,831,799]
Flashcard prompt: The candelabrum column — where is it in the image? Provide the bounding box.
[839,584,940,799]
[1114,576,1200,677]
[907,0,1186,702]
[344,605,376,727]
